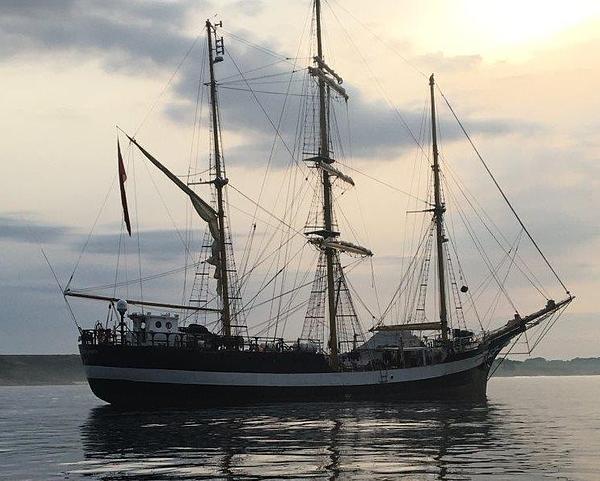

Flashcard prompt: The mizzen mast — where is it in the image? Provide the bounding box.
[429,74,449,341]
[206,19,232,337]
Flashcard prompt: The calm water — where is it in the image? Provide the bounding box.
[1,377,599,480]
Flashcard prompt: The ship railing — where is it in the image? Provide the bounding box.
[79,328,318,354]
[80,327,118,346]
[245,336,323,353]
[80,328,241,349]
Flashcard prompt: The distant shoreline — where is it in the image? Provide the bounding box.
[0,355,85,386]
[492,357,600,377]
[1,354,599,386]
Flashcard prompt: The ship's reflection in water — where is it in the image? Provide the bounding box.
[79,401,565,480]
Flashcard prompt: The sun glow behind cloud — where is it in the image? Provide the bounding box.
[465,0,600,53]
[474,0,600,44]
[397,0,600,60]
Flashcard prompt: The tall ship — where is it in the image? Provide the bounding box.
[66,1,573,406]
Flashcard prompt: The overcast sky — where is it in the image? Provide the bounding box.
[1,0,599,358]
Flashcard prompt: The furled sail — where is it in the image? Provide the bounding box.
[308,66,348,100]
[319,162,355,186]
[125,134,223,292]
[324,239,372,256]
[309,237,373,257]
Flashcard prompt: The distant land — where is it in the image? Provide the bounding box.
[493,357,600,377]
[1,355,600,386]
[0,355,85,386]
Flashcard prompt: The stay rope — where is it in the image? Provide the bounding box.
[437,86,570,296]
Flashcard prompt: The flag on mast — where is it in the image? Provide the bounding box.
[117,139,132,236]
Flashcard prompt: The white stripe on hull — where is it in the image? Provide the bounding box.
[85,352,486,387]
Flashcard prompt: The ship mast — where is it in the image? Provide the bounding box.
[304,0,368,363]
[429,74,449,341]
[206,19,232,337]
[314,0,339,366]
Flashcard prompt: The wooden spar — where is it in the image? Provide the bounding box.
[64,290,222,312]
[307,67,348,100]
[206,19,232,337]
[429,74,449,342]
[484,296,574,344]
[314,0,339,368]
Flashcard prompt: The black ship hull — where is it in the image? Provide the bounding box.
[86,364,490,406]
[79,344,501,407]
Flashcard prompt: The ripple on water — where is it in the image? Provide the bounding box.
[1,378,600,480]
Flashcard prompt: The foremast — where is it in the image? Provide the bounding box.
[429,74,449,342]
[206,19,232,337]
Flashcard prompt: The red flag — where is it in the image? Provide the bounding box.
[117,139,132,236]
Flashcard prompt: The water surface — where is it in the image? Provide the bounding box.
[1,376,599,480]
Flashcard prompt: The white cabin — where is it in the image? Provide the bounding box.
[128,312,180,345]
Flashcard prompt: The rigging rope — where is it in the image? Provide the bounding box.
[219,44,317,332]
[65,171,117,292]
[324,2,428,158]
[221,28,298,64]
[226,51,304,168]
[530,304,569,351]
[441,156,550,299]
[335,161,429,204]
[228,184,306,238]
[219,86,308,97]
[437,86,570,295]
[217,59,292,83]
[41,246,81,331]
[480,229,523,328]
[444,176,519,314]
[488,333,523,379]
[131,148,144,313]
[184,40,208,309]
[327,0,428,80]
[134,32,202,136]
[218,69,306,85]
[71,259,207,293]
[136,146,197,260]
[16,213,82,330]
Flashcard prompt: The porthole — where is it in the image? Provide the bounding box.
[155,321,162,329]
[166,322,172,330]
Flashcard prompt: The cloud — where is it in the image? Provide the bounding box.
[0,0,203,70]
[79,228,202,262]
[229,0,264,17]
[345,95,538,160]
[167,49,531,165]
[0,215,71,244]
[0,0,533,166]
[0,217,202,264]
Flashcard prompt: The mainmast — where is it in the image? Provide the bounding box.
[206,19,232,337]
[314,0,339,366]
[429,74,449,341]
